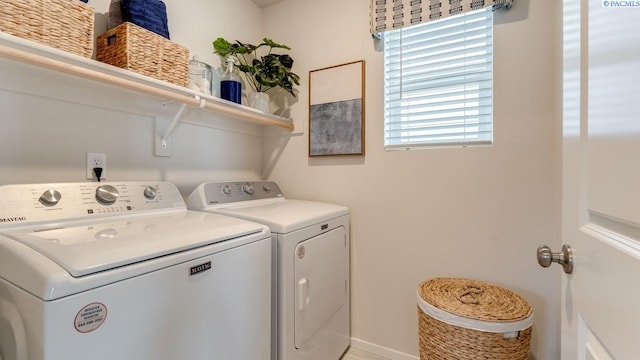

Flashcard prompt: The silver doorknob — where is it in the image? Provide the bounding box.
[537,244,573,274]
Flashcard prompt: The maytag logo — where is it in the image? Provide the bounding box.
[189,261,212,276]
[0,216,26,223]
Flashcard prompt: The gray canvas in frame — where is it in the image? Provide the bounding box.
[310,99,362,156]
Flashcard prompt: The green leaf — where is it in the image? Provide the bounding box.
[236,41,255,54]
[288,72,301,86]
[237,64,255,75]
[212,37,233,57]
[278,55,294,69]
[262,38,291,50]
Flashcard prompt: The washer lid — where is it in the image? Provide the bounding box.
[1,210,265,277]
[212,199,349,233]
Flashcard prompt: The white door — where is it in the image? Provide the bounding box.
[560,0,640,358]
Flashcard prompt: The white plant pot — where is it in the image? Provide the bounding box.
[248,92,270,113]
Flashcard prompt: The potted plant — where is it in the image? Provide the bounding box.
[213,37,300,112]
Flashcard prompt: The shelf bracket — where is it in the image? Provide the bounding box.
[161,102,186,149]
[160,96,206,149]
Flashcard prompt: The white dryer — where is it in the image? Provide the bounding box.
[187,181,350,360]
[0,182,272,360]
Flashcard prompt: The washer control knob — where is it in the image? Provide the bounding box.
[39,189,61,206]
[262,183,272,192]
[96,185,119,205]
[143,186,157,200]
[242,183,254,195]
[221,185,232,195]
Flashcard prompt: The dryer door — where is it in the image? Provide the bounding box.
[294,226,348,349]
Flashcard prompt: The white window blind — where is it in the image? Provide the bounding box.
[383,7,494,150]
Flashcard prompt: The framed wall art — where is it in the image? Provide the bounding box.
[308,60,365,157]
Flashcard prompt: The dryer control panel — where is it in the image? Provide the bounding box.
[0,182,185,227]
[196,181,284,206]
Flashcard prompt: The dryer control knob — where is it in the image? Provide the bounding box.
[39,189,61,206]
[221,185,232,195]
[242,183,254,195]
[143,186,157,200]
[262,183,272,192]
[96,185,119,205]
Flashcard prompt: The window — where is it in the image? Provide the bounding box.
[383,7,494,150]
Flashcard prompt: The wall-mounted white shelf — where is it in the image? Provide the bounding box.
[0,32,294,132]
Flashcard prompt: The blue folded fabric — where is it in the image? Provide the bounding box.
[121,0,170,39]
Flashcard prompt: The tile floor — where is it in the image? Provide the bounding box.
[340,347,391,360]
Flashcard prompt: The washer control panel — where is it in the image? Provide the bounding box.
[200,181,284,205]
[0,182,185,227]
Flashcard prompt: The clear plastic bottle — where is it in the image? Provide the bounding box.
[220,55,242,104]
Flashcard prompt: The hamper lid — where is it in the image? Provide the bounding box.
[417,278,533,333]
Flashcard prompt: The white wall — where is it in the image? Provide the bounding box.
[262,0,561,359]
[0,0,266,195]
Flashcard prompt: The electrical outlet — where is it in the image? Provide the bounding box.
[86,152,107,181]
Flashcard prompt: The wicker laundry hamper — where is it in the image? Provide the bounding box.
[417,278,533,360]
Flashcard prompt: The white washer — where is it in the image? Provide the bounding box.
[0,182,272,360]
[187,181,350,360]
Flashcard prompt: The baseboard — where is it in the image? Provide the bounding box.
[350,337,419,360]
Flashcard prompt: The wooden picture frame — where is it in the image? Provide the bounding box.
[308,60,365,157]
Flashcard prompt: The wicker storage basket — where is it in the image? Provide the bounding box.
[417,278,533,360]
[96,22,189,87]
[0,0,94,58]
